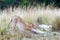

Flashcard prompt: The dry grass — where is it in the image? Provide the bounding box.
[0,7,60,40]
[52,16,60,31]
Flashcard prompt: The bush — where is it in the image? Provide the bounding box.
[0,0,60,10]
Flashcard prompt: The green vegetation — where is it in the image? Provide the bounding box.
[0,0,60,10]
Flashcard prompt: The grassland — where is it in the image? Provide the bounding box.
[0,7,60,40]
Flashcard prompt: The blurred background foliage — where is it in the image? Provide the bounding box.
[0,0,60,10]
